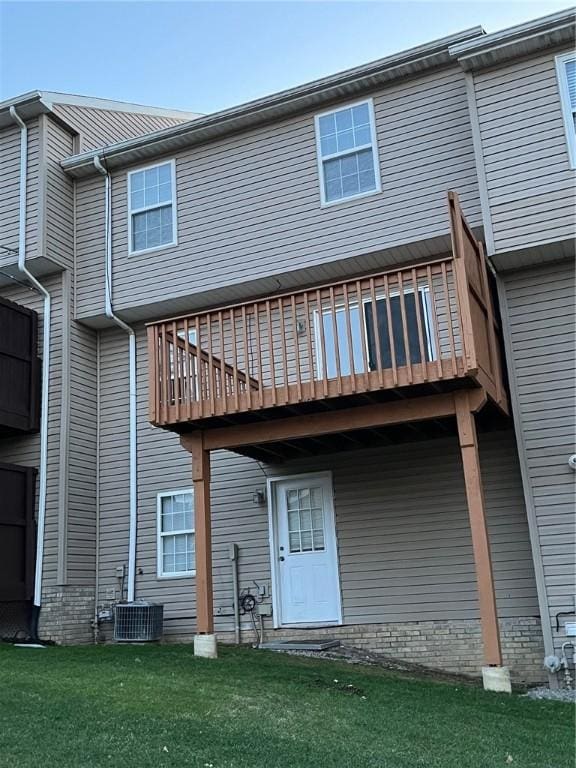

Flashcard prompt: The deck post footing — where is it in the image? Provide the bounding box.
[194,634,218,658]
[482,666,511,693]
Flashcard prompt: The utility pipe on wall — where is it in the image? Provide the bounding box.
[93,155,138,603]
[229,543,241,644]
[9,106,51,625]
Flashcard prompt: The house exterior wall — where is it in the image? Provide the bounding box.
[502,257,575,657]
[1,18,571,680]
[90,326,541,680]
[0,120,41,269]
[73,66,481,323]
[0,274,65,590]
[0,99,192,598]
[473,46,576,255]
[44,117,75,272]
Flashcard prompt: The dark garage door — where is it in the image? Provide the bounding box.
[0,462,36,602]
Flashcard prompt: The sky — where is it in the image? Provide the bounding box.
[0,1,572,113]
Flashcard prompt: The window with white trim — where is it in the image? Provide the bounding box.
[315,100,380,205]
[157,490,194,577]
[556,52,576,168]
[128,160,177,254]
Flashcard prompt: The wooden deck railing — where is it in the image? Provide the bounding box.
[148,192,505,427]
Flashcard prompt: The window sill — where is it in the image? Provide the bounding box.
[128,239,178,257]
[320,187,381,209]
[156,571,196,581]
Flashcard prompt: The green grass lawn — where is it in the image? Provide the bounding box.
[0,644,572,768]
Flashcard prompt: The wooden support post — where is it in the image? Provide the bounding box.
[181,433,216,654]
[454,391,502,667]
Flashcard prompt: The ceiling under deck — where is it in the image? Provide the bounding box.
[170,383,511,464]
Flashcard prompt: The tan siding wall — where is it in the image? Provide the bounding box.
[475,49,576,254]
[75,66,481,321]
[52,104,190,152]
[0,121,40,269]
[45,118,75,271]
[96,327,538,637]
[66,321,98,584]
[503,258,575,654]
[0,274,64,589]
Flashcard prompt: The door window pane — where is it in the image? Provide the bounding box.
[286,486,326,553]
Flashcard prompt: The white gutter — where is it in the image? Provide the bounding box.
[9,106,51,611]
[93,155,138,603]
[61,26,485,179]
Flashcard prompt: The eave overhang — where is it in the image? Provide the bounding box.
[0,92,51,129]
[449,7,575,71]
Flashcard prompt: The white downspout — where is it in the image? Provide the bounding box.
[93,155,138,603]
[9,106,51,615]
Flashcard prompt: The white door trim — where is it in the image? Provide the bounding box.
[267,471,343,629]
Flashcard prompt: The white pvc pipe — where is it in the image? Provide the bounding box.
[9,106,51,610]
[93,155,138,603]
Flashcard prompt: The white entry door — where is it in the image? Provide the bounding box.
[272,474,342,626]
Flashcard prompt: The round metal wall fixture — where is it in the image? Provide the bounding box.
[240,594,257,613]
[568,455,576,471]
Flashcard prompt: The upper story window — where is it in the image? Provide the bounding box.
[315,99,380,206]
[556,52,576,169]
[157,489,195,578]
[128,160,177,254]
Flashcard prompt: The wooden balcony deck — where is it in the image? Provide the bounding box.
[147,193,507,444]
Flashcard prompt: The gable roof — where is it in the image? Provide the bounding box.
[0,90,200,130]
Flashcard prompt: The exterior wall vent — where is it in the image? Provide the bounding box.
[113,601,163,642]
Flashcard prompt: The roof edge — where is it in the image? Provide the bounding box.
[39,91,202,120]
[449,7,576,69]
[0,89,201,132]
[61,25,485,178]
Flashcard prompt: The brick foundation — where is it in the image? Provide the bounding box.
[218,616,546,684]
[38,586,95,645]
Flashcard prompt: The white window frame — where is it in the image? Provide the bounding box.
[555,52,576,170]
[314,98,381,207]
[127,159,178,255]
[313,285,436,380]
[156,488,195,579]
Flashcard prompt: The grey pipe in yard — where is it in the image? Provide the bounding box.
[229,543,241,644]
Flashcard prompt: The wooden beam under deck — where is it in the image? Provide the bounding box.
[187,390,486,452]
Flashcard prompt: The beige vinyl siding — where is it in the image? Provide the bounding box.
[0,274,64,589]
[51,104,190,152]
[44,117,75,271]
[475,49,576,254]
[97,326,266,622]
[74,66,481,322]
[0,121,40,268]
[66,320,98,584]
[96,327,538,637]
[503,258,575,654]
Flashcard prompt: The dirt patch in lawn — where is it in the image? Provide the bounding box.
[277,643,484,686]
